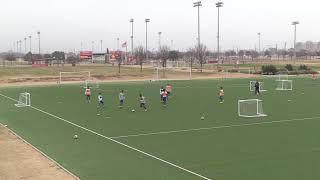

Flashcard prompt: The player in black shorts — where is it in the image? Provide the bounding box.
[255,81,260,95]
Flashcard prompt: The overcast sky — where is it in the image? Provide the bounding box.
[0,0,319,53]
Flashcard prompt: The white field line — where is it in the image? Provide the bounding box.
[0,93,211,180]
[110,116,320,139]
[0,122,80,180]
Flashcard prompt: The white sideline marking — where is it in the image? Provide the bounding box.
[0,93,211,180]
[0,123,80,180]
[110,116,320,139]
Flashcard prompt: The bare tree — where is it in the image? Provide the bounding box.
[158,45,170,77]
[195,43,208,72]
[134,46,145,73]
[186,47,196,73]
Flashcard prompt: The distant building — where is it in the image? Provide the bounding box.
[296,41,320,51]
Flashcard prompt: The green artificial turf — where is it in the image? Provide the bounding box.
[1,77,320,180]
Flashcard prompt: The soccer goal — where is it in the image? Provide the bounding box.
[59,71,91,84]
[238,99,267,118]
[15,92,31,107]
[152,66,192,81]
[250,81,267,92]
[276,80,293,91]
[84,79,99,88]
[277,72,289,81]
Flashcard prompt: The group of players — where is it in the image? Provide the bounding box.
[83,83,173,113]
[83,80,263,114]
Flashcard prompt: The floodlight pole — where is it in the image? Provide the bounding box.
[158,32,162,51]
[258,33,261,54]
[100,40,103,52]
[24,38,27,53]
[216,1,223,63]
[28,36,32,53]
[193,1,202,62]
[292,21,299,60]
[37,31,41,54]
[145,19,150,60]
[130,19,134,56]
[117,38,120,50]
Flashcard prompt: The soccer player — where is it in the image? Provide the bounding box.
[162,90,168,106]
[219,87,224,103]
[160,86,165,101]
[96,93,104,116]
[139,93,147,111]
[119,90,125,108]
[166,84,172,97]
[85,86,91,103]
[254,80,260,95]
[98,93,104,107]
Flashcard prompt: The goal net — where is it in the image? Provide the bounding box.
[15,92,31,107]
[84,79,100,88]
[59,71,91,84]
[277,72,289,81]
[250,81,267,92]
[152,66,191,81]
[276,80,293,91]
[238,99,267,117]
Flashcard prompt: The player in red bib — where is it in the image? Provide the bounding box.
[85,86,91,103]
[162,90,168,106]
[166,84,172,97]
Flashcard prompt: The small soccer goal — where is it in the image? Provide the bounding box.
[84,79,100,88]
[250,81,267,92]
[276,80,293,91]
[277,73,289,81]
[59,71,91,84]
[238,99,267,118]
[15,92,31,107]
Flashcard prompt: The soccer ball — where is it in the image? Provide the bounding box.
[131,109,135,112]
[73,135,78,139]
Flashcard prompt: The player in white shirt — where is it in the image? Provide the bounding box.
[119,90,125,108]
[139,93,147,111]
[96,93,104,116]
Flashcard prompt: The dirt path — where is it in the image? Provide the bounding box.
[0,125,78,180]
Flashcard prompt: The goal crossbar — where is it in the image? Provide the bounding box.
[59,71,91,84]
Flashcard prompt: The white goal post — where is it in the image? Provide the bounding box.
[84,79,100,88]
[59,71,91,84]
[152,67,192,81]
[276,80,293,91]
[15,92,31,107]
[238,99,267,118]
[250,81,267,92]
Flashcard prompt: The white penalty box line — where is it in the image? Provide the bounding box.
[0,93,212,180]
[110,116,320,139]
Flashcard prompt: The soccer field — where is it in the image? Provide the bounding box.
[1,77,320,180]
